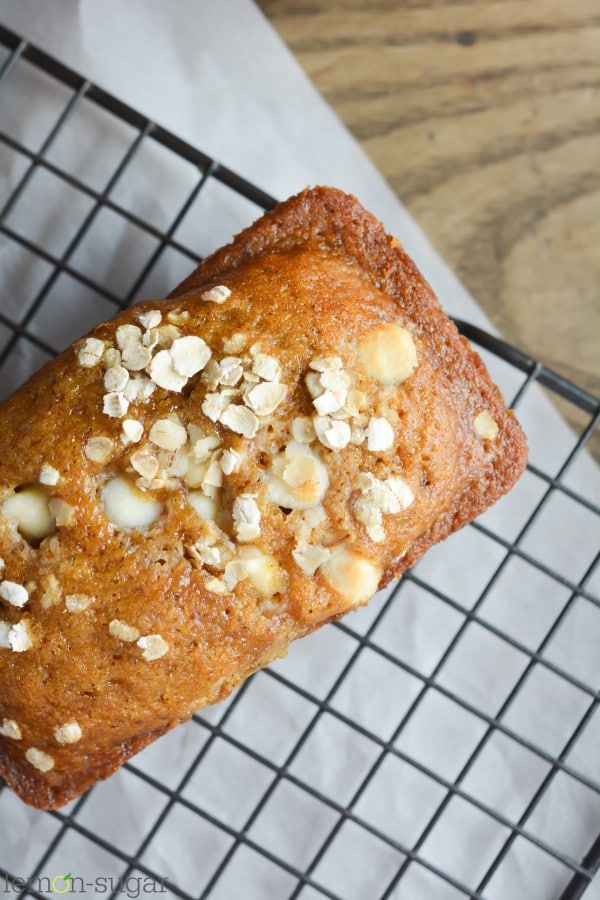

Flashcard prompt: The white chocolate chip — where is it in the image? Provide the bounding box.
[109,619,141,642]
[8,620,33,652]
[268,442,330,510]
[102,476,162,529]
[236,547,287,598]
[313,416,351,451]
[252,353,281,382]
[219,404,259,439]
[0,621,10,648]
[137,309,162,330]
[77,337,105,368]
[39,464,60,486]
[122,419,144,444]
[65,594,94,612]
[321,548,382,607]
[103,392,129,418]
[2,487,55,543]
[232,495,261,542]
[188,492,218,521]
[137,634,169,660]
[48,498,75,527]
[0,718,22,740]
[104,365,129,393]
[54,721,82,745]
[201,285,231,304]
[0,581,29,608]
[292,416,317,444]
[149,419,188,451]
[292,544,331,576]
[366,417,395,452]
[244,382,287,417]
[148,349,188,392]
[357,323,418,385]
[25,747,54,772]
[84,436,114,464]
[474,410,499,440]
[170,336,212,378]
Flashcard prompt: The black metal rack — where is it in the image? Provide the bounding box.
[0,24,598,900]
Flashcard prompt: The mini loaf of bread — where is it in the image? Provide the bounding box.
[0,187,527,808]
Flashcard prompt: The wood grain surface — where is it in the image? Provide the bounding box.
[257,0,600,456]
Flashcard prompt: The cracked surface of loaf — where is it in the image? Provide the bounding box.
[0,187,527,808]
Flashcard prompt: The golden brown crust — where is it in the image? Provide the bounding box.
[0,187,527,808]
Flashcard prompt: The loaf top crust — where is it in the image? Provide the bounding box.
[0,187,527,808]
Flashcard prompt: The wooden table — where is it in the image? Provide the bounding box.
[257,0,599,452]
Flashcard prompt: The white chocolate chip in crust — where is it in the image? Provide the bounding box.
[122,419,144,444]
[474,410,499,440]
[236,547,287,598]
[104,365,129,393]
[48,498,75,527]
[148,349,188,392]
[137,309,162,330]
[219,404,259,439]
[357,323,418,385]
[65,594,94,613]
[25,747,54,772]
[109,619,141,642]
[188,492,218,522]
[244,382,287,417]
[201,285,231,304]
[84,436,114,464]
[8,620,33,652]
[137,634,169,660]
[103,392,129,418]
[366,417,395,452]
[313,416,351,452]
[54,721,82,744]
[0,581,29,608]
[77,337,106,368]
[102,476,162,530]
[268,442,330,510]
[39,464,60,486]
[2,487,55,543]
[0,718,22,740]
[232,495,261,542]
[170,336,212,378]
[292,544,331,576]
[321,548,382,608]
[149,419,188,451]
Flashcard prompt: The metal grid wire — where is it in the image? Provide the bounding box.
[0,24,598,900]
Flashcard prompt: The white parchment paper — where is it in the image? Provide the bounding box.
[0,2,598,898]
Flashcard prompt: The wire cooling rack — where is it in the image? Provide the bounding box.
[0,24,598,900]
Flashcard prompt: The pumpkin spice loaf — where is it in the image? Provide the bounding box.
[0,187,527,808]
